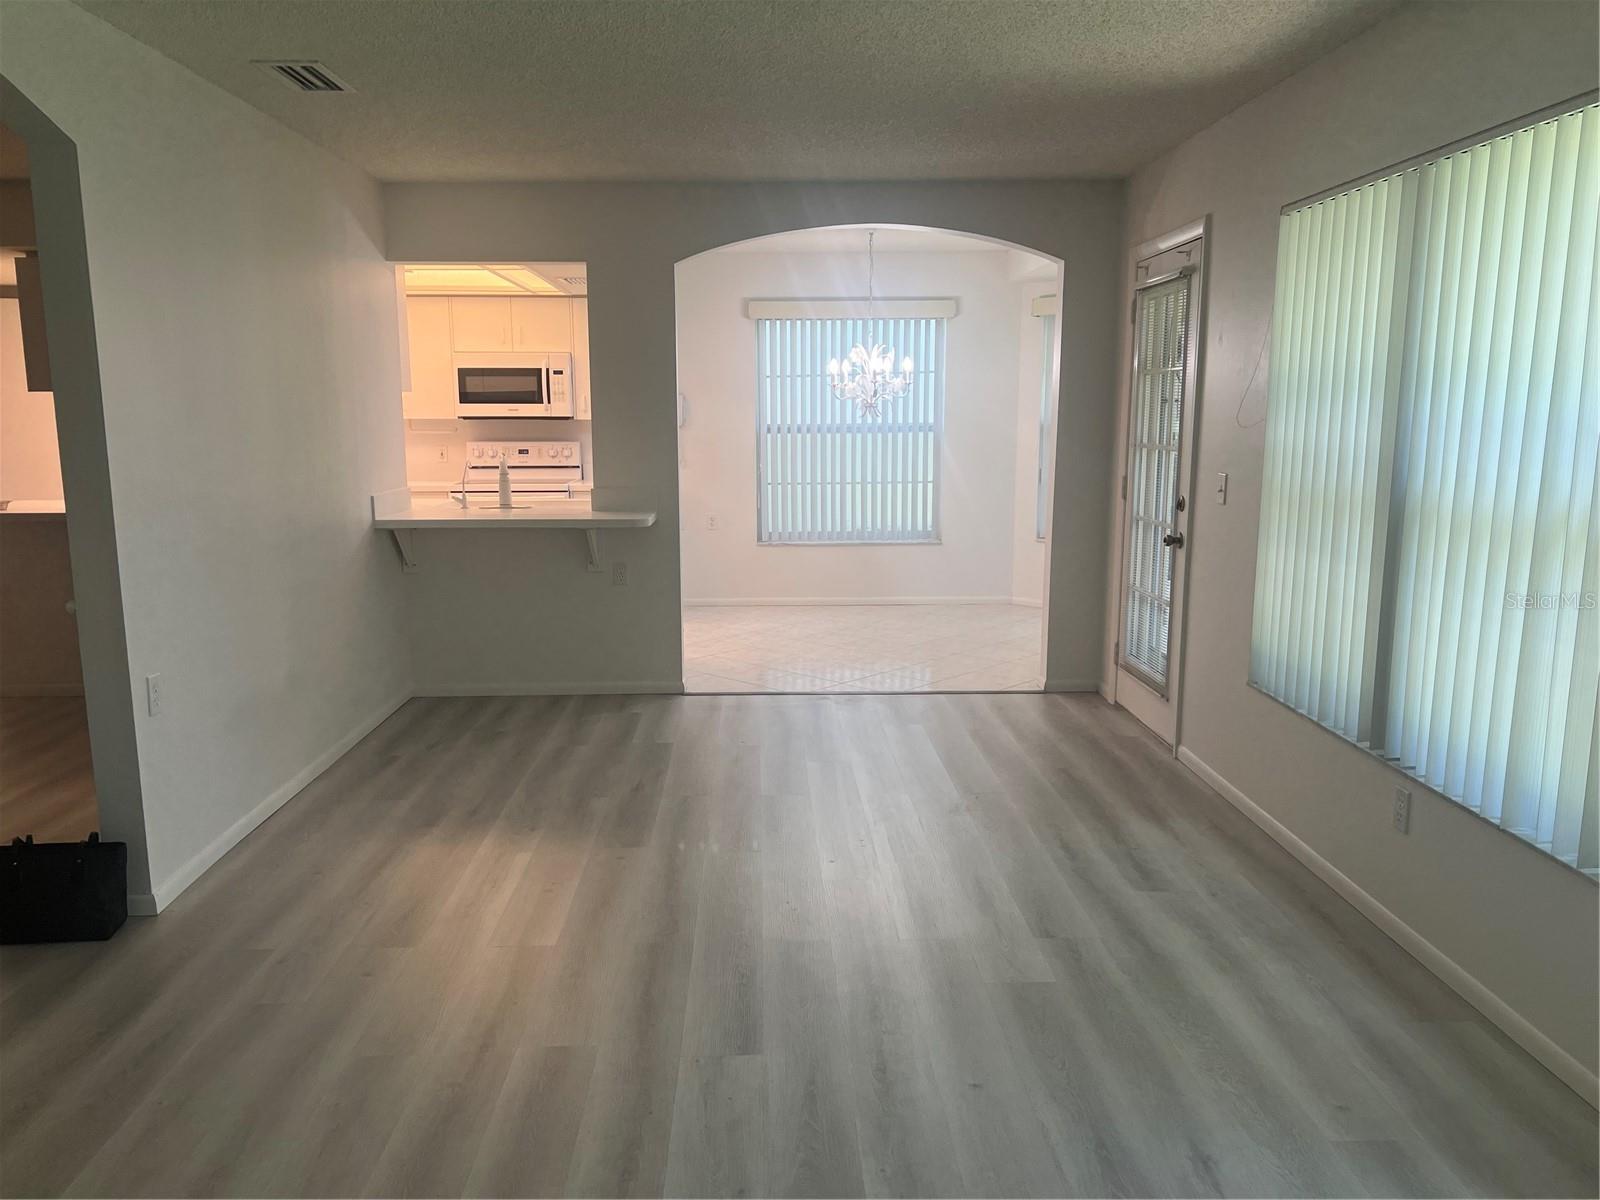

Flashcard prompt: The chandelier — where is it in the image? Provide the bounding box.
[827,230,913,417]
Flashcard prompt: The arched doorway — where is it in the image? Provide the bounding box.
[675,224,1063,694]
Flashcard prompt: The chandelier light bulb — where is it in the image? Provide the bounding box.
[827,229,915,416]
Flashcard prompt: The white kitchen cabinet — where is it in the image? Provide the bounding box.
[571,297,592,420]
[402,296,457,420]
[450,296,512,351]
[15,253,50,392]
[511,296,573,351]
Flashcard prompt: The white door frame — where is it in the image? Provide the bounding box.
[1113,217,1208,747]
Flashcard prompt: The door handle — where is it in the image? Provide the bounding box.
[1162,531,1185,548]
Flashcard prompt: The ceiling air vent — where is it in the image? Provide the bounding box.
[255,61,351,93]
[560,277,588,289]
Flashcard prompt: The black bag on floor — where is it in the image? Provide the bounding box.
[1,833,128,943]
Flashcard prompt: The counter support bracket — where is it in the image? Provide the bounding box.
[387,526,606,572]
[389,528,419,573]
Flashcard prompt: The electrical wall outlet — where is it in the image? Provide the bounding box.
[611,561,628,587]
[436,445,449,462]
[146,673,163,717]
[1392,786,1411,834]
[706,514,719,530]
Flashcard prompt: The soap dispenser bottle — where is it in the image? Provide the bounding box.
[497,450,513,508]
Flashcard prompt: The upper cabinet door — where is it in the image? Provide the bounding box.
[402,296,457,420]
[511,297,573,351]
[450,296,512,351]
[571,297,592,420]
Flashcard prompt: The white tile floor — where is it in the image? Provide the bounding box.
[682,603,1045,693]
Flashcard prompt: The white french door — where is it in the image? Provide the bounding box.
[1116,227,1205,745]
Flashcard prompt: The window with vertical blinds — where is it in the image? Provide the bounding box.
[1250,99,1598,874]
[756,316,945,543]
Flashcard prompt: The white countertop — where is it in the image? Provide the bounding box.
[372,492,655,530]
[0,499,67,519]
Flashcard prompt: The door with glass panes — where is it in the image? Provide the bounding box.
[1116,228,1205,745]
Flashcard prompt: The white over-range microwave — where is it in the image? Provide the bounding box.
[454,352,574,418]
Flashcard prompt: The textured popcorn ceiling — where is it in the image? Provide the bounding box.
[75,0,1400,182]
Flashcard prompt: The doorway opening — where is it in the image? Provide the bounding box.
[0,119,99,842]
[0,80,147,901]
[676,225,1062,693]
[391,261,595,498]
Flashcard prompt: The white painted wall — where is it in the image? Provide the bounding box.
[2,3,412,907]
[0,296,63,503]
[385,182,1123,694]
[677,241,1042,604]
[1109,0,1599,1090]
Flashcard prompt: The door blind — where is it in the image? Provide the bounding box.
[1251,100,1598,872]
[1123,277,1191,689]
[756,316,944,543]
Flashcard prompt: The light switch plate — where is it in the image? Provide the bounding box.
[146,673,163,717]
[1216,472,1229,505]
[1392,787,1411,833]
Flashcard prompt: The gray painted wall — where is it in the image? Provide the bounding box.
[384,182,1124,693]
[2,3,414,907]
[1109,0,1599,1083]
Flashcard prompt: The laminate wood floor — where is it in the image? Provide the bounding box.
[0,697,98,845]
[0,694,1593,1198]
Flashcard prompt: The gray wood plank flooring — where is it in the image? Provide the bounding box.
[0,693,1594,1198]
[0,696,98,844]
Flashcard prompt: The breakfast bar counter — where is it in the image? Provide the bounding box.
[371,488,655,571]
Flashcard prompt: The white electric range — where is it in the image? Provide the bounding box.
[459,441,586,495]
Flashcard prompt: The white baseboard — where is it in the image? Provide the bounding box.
[1009,596,1044,609]
[1176,744,1599,1110]
[683,595,1021,607]
[1044,677,1101,693]
[0,683,86,697]
[414,680,685,697]
[139,691,411,914]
